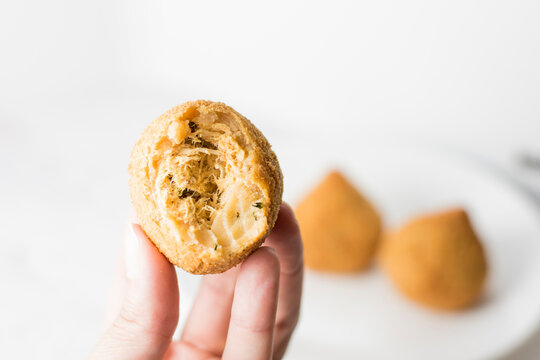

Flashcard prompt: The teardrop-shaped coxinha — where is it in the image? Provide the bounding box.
[129,100,283,274]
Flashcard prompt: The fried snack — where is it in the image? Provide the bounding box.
[295,171,382,272]
[129,100,283,274]
[380,208,488,310]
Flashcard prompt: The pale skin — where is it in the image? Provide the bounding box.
[90,204,304,360]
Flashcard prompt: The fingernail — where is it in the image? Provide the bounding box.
[125,223,141,280]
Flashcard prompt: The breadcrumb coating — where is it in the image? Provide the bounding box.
[295,171,382,272]
[380,209,488,310]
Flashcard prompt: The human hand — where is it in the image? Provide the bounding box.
[89,204,303,360]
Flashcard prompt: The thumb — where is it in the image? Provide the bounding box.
[90,224,179,360]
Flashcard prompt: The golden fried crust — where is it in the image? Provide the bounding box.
[295,171,382,272]
[380,208,488,310]
[128,100,283,274]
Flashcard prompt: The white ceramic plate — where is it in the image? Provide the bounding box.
[178,134,540,360]
[278,135,540,360]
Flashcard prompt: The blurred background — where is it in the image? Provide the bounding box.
[1,1,539,359]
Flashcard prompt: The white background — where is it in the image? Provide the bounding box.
[1,1,539,359]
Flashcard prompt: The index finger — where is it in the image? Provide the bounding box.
[264,203,304,359]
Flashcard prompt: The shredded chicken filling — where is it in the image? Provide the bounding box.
[166,128,224,227]
[152,109,267,252]
[153,111,266,251]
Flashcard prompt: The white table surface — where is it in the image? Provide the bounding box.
[1,1,540,359]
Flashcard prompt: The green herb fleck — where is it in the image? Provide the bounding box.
[197,135,217,149]
[188,121,198,132]
[183,135,217,150]
[178,188,201,201]
[214,244,218,251]
[253,202,263,209]
[236,212,240,218]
